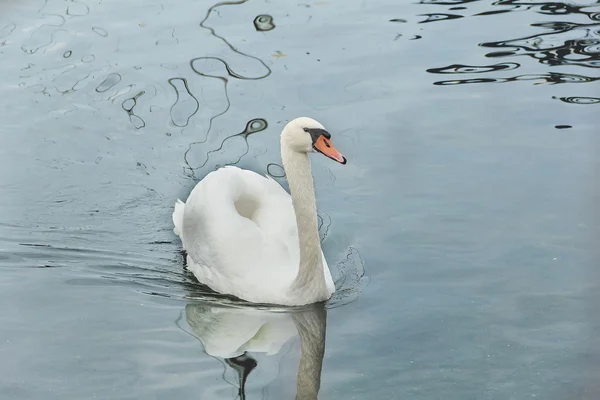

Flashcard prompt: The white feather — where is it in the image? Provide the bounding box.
[173,118,339,306]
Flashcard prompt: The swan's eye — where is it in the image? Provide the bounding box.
[303,127,309,132]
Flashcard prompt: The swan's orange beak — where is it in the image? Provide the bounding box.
[313,136,347,164]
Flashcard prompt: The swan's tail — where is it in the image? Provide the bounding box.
[172,199,185,240]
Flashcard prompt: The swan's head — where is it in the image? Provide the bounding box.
[281,117,346,164]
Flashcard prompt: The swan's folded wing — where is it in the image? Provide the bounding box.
[181,167,302,301]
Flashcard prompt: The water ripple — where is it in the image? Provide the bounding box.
[183,0,274,176]
[95,73,122,93]
[475,1,600,22]
[266,162,285,178]
[121,91,146,129]
[432,72,600,86]
[21,14,65,54]
[481,21,600,69]
[419,13,464,23]
[426,0,600,104]
[186,118,269,171]
[66,0,90,16]
[167,78,199,128]
[198,0,271,80]
[555,96,600,105]
[427,62,520,74]
[91,26,108,37]
[254,15,275,32]
[419,0,478,4]
[0,23,16,39]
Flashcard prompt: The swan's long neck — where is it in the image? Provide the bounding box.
[281,146,328,301]
[292,306,327,400]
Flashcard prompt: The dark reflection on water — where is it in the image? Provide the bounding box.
[419,13,464,23]
[427,62,520,74]
[432,72,600,86]
[425,0,600,98]
[556,95,600,105]
[482,22,600,69]
[184,301,326,399]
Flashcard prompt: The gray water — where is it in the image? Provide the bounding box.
[1,0,599,398]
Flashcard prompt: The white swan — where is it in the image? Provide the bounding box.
[172,117,347,306]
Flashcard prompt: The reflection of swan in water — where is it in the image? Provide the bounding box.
[185,302,326,399]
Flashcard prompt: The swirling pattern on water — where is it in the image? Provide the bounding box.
[180,0,274,178]
[253,15,275,31]
[481,22,600,69]
[185,118,269,170]
[424,0,600,104]
[555,95,600,105]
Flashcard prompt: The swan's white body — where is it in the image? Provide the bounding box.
[172,166,334,304]
[173,118,345,306]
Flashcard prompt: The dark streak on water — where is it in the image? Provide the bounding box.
[419,13,463,23]
[432,72,600,86]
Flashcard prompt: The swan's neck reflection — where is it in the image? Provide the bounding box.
[185,303,326,399]
[293,309,326,400]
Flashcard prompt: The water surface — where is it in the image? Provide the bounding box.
[1,0,599,398]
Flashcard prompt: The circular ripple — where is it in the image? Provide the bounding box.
[267,163,285,178]
[253,15,275,31]
[558,96,600,105]
[243,118,268,135]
